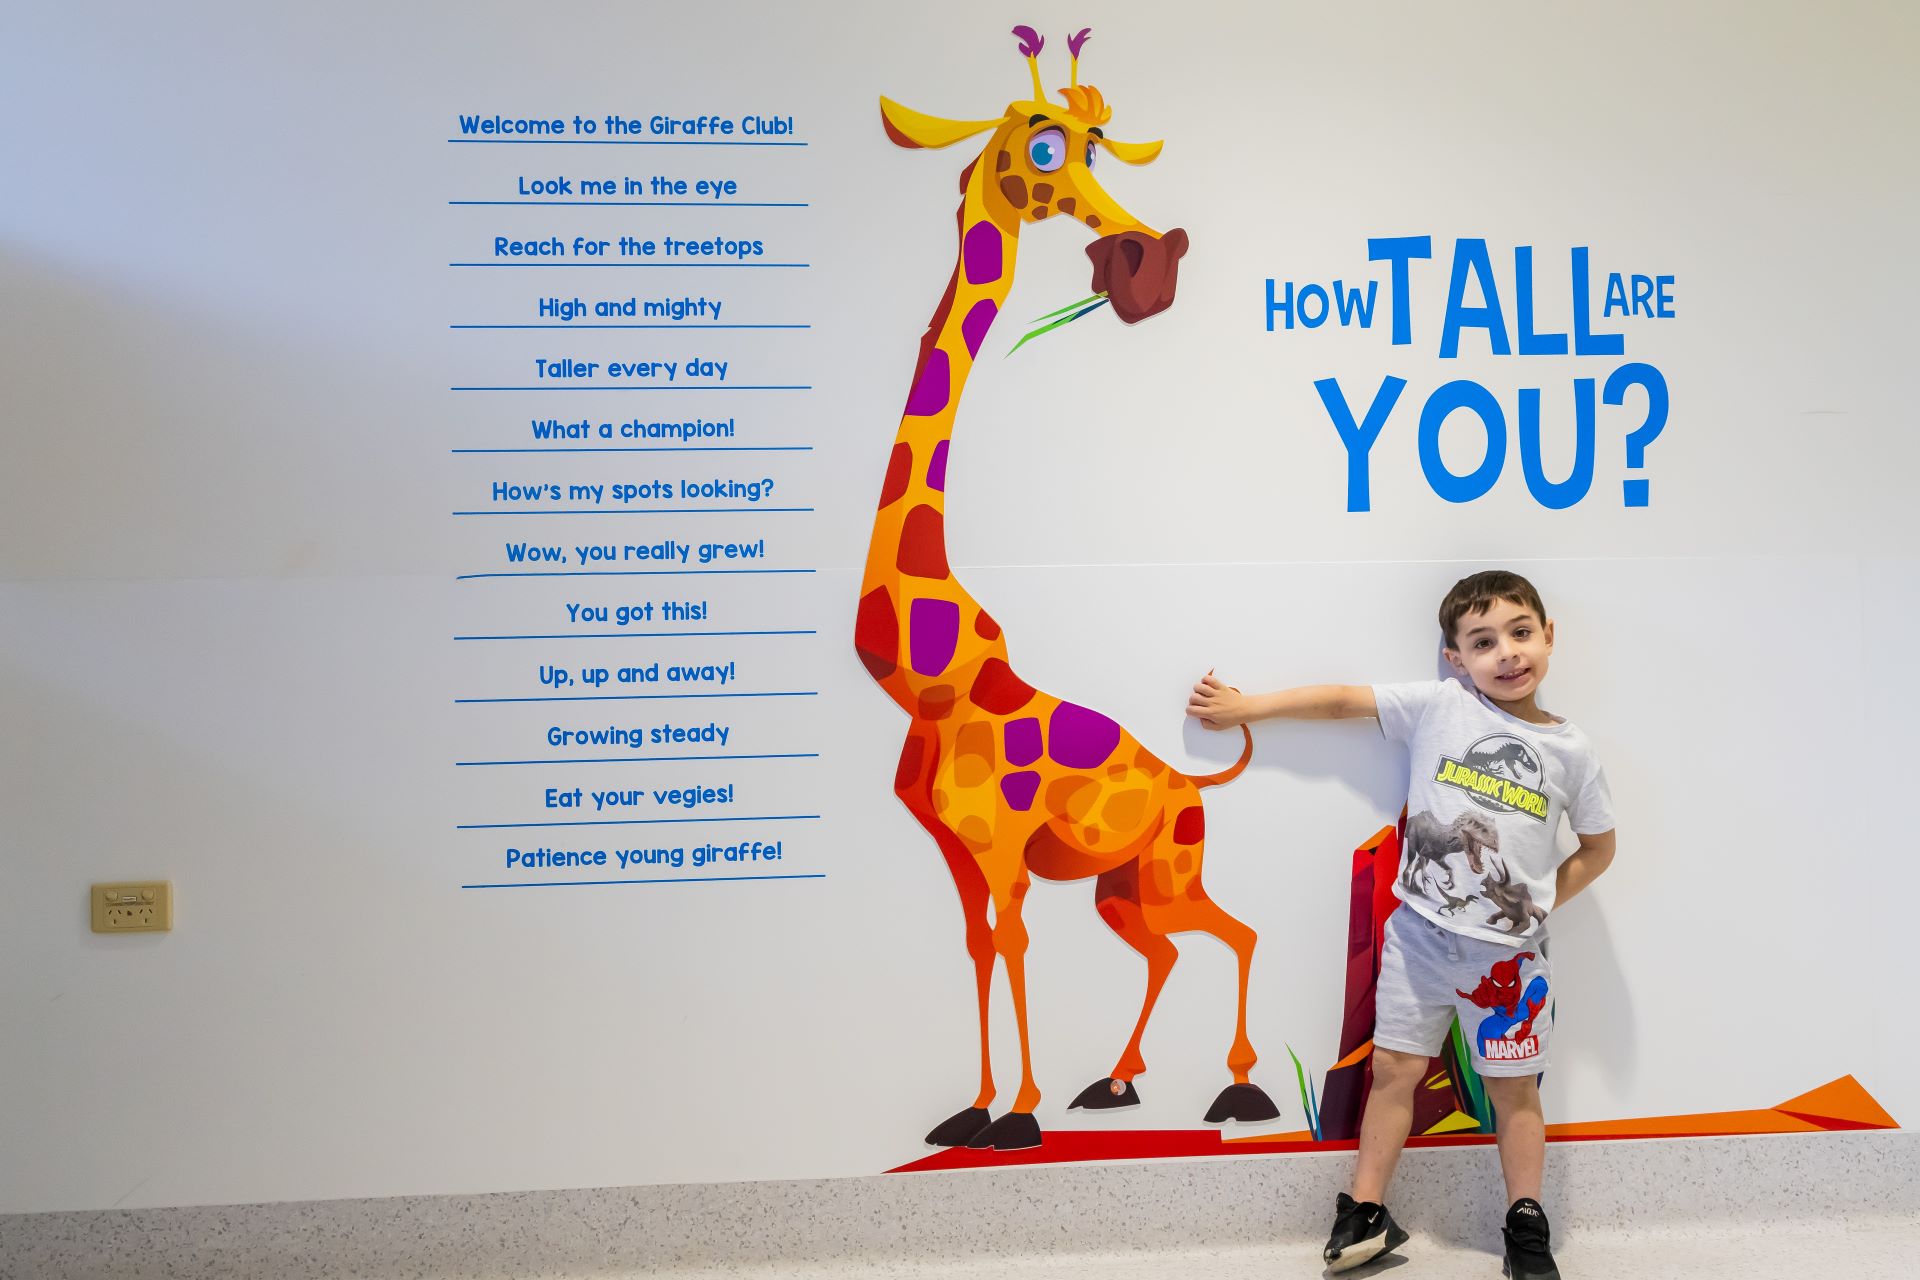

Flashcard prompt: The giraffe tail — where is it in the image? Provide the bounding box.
[1189,724,1254,789]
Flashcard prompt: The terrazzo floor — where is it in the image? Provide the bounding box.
[627,1223,1915,1280]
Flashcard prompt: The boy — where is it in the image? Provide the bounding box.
[1187,570,1615,1279]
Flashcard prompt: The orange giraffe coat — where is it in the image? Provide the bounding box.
[858,29,1277,1151]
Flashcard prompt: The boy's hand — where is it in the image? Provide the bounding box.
[1187,672,1249,729]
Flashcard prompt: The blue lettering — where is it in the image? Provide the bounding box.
[1367,236,1432,346]
[1440,238,1510,358]
[1517,382,1596,509]
[1574,248,1625,355]
[1315,376,1408,514]
[1418,380,1506,503]
[1515,246,1568,356]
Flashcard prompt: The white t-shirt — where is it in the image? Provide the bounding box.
[1373,679,1614,946]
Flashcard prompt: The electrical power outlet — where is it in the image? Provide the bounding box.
[92,882,173,933]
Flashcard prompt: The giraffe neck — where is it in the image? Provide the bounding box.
[857,159,1022,709]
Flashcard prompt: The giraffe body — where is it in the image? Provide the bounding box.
[863,32,1276,1150]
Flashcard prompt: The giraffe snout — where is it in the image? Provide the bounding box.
[1087,227,1189,324]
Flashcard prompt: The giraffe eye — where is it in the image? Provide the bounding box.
[1084,139,1096,168]
[1027,127,1066,173]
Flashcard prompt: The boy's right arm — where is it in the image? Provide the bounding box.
[1186,674,1378,728]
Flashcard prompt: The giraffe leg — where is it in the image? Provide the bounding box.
[1069,860,1176,1112]
[893,726,997,1147]
[965,872,1043,1151]
[1137,832,1282,1125]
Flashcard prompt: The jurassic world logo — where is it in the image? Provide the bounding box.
[1434,733,1549,822]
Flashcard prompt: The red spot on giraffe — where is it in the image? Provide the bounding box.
[881,113,921,149]
[974,610,1001,640]
[896,505,950,579]
[895,734,926,791]
[917,684,958,720]
[854,586,898,680]
[878,441,912,508]
[906,205,964,394]
[1173,806,1205,845]
[969,657,1036,714]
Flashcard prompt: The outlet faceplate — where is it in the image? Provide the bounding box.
[92,882,173,933]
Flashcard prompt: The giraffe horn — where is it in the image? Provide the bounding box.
[1068,27,1092,87]
[1012,25,1046,99]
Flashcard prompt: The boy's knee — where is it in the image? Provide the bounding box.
[1370,1047,1429,1091]
[1481,1073,1542,1104]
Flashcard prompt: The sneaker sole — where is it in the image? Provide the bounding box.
[1326,1223,1409,1273]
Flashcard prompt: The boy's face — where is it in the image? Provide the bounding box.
[1445,597,1554,704]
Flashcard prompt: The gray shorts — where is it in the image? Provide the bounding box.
[1375,904,1553,1078]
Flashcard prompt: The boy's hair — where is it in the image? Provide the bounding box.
[1439,570,1547,648]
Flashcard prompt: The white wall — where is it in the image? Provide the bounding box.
[2,0,1914,1212]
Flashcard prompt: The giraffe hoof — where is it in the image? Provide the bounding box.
[924,1107,993,1147]
[966,1111,1042,1151]
[1204,1083,1281,1124]
[1069,1077,1141,1110]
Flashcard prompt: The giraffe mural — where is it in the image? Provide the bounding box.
[859,26,1281,1152]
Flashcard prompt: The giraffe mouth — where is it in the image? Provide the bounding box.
[1086,228,1189,324]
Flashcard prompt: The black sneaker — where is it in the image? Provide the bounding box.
[1501,1198,1560,1279]
[1323,1191,1409,1272]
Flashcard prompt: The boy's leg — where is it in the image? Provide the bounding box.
[1481,1073,1544,1203]
[1324,907,1450,1271]
[1351,1046,1429,1202]
[1455,943,1559,1279]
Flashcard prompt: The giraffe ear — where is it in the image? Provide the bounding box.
[880,96,1002,149]
[1095,136,1164,165]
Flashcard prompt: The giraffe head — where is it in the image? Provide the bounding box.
[880,25,1188,324]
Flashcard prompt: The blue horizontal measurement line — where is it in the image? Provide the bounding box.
[455,752,820,767]
[456,691,818,704]
[450,447,814,454]
[458,564,817,575]
[447,139,807,147]
[450,386,811,391]
[451,324,809,330]
[451,507,812,515]
[455,630,814,640]
[462,874,826,889]
[448,200,808,207]
[457,813,822,830]
[448,263,809,268]
[455,568,816,580]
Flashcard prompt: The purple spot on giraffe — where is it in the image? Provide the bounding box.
[963,221,1002,285]
[961,298,997,357]
[1048,701,1122,768]
[905,349,950,417]
[1004,716,1042,767]
[1001,770,1042,811]
[908,597,961,676]
[927,439,949,491]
